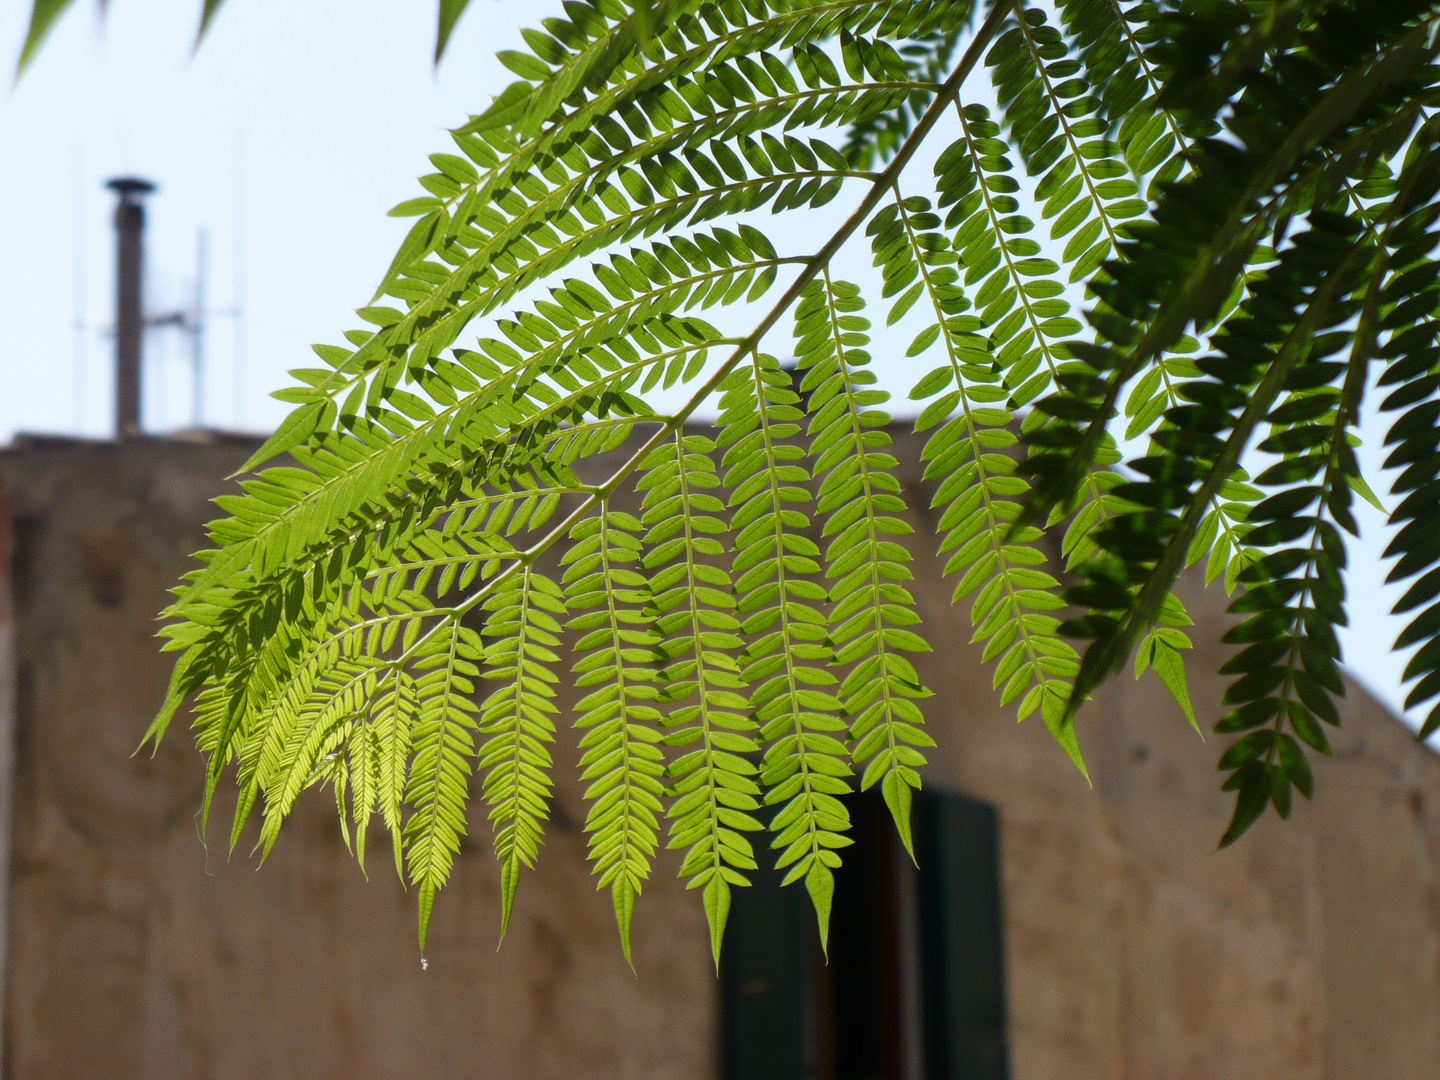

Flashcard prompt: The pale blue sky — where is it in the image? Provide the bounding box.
[0,0,1426,729]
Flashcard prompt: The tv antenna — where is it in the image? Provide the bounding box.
[147,230,239,428]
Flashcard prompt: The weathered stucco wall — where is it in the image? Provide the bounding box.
[1,432,1438,1079]
[0,435,717,1080]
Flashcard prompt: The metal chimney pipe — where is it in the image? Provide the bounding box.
[106,177,156,438]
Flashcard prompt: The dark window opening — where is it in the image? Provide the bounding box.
[722,790,1008,1080]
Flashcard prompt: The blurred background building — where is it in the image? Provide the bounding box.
[0,5,1437,1077]
[0,424,1438,1080]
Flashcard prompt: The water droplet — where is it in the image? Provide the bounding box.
[421,957,429,971]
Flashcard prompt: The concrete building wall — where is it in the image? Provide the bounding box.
[1,433,1437,1079]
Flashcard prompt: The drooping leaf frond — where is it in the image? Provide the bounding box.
[640,431,760,963]
[1376,122,1440,740]
[405,622,484,949]
[1017,0,1440,840]
[796,274,933,853]
[719,348,851,949]
[477,567,566,938]
[566,505,666,964]
[149,0,1440,953]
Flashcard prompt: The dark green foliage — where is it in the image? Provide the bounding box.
[15,0,482,75]
[144,0,1440,961]
[1378,125,1440,740]
[1018,0,1440,843]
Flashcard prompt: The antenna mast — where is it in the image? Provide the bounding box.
[192,231,207,426]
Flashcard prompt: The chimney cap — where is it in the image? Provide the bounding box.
[106,176,156,200]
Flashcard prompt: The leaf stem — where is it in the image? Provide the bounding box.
[386,0,1020,665]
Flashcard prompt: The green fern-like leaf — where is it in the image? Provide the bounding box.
[565,507,665,963]
[640,431,760,964]
[719,349,851,949]
[405,622,483,949]
[147,0,1440,957]
[477,567,566,939]
[795,275,933,853]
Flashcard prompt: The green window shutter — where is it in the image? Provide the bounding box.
[722,865,817,1080]
[916,792,1009,1080]
[721,790,1009,1080]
